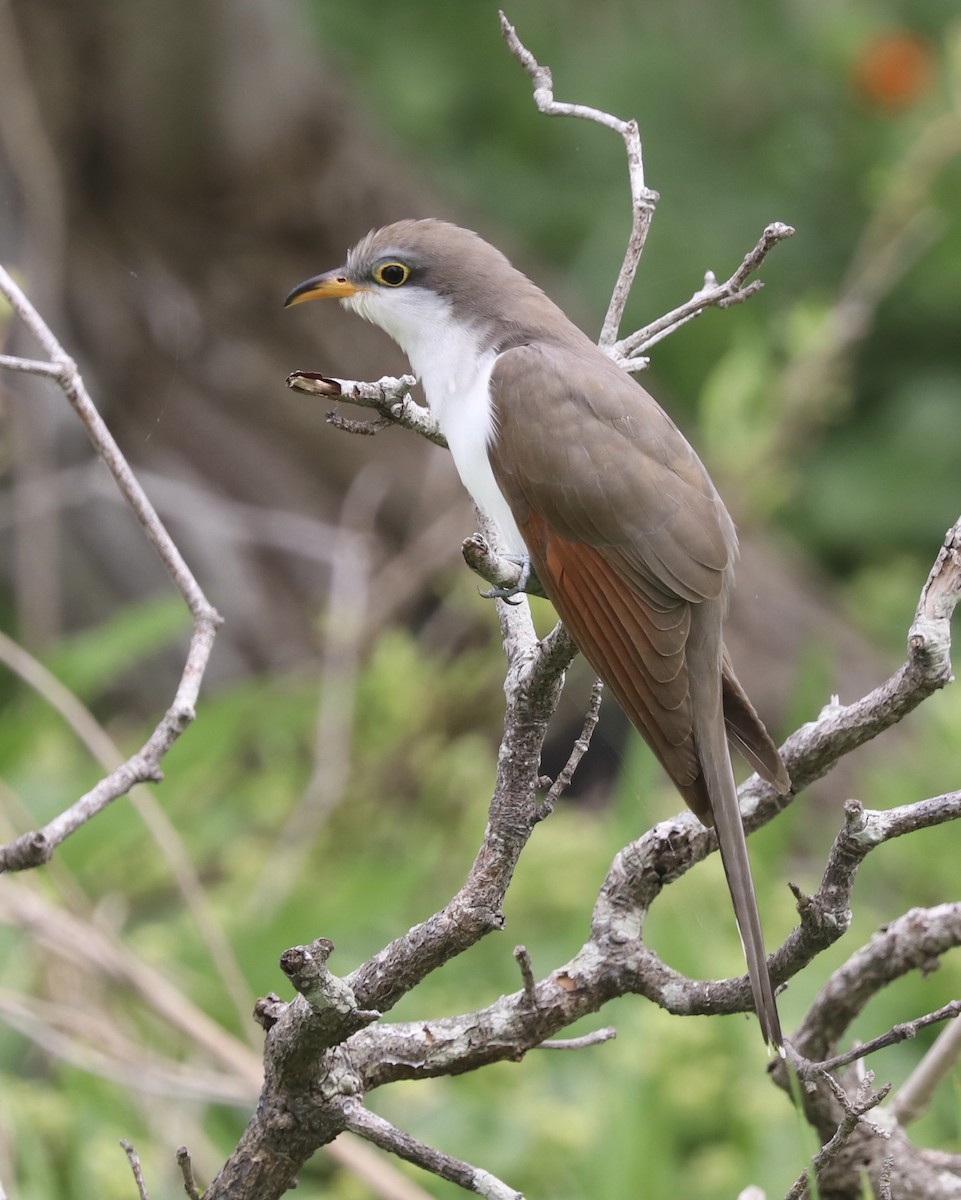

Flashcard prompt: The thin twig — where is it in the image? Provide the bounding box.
[326,411,394,436]
[814,1000,961,1076]
[542,679,604,812]
[0,266,221,871]
[614,221,795,366]
[343,1100,525,1200]
[498,10,658,348]
[784,1073,890,1200]
[177,1146,202,1200]
[0,268,213,615]
[0,352,62,375]
[120,1140,150,1200]
[818,1068,891,1138]
[890,1003,961,1125]
[785,901,961,1091]
[513,946,538,1009]
[536,1027,617,1051]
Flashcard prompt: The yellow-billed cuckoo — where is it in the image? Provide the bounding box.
[285,219,791,1046]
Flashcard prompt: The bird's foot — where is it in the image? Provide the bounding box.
[479,555,541,604]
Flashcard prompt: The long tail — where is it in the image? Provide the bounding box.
[689,614,783,1048]
[707,751,783,1048]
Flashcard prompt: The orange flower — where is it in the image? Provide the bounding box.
[853,31,935,110]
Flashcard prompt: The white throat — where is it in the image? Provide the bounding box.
[345,288,525,554]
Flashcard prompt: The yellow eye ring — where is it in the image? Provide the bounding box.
[374,261,410,287]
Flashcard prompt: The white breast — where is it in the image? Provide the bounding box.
[426,348,525,557]
[346,287,525,554]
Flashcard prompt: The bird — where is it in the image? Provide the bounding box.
[285,218,791,1046]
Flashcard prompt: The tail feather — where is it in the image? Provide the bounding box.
[722,649,791,795]
[709,774,783,1048]
[691,617,783,1048]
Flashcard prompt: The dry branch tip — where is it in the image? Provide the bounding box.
[286,370,343,396]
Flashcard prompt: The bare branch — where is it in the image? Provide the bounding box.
[783,1073,891,1200]
[814,1000,961,1077]
[783,1074,888,1200]
[177,1147,202,1200]
[268,468,961,1141]
[341,587,567,1016]
[498,14,794,365]
[0,266,221,870]
[614,221,796,367]
[0,268,213,614]
[465,508,548,680]
[286,371,443,445]
[791,902,961,1069]
[890,1005,961,1125]
[326,410,394,436]
[120,1140,150,1200]
[498,10,657,348]
[542,678,604,811]
[280,938,378,1033]
[536,1028,617,1051]
[759,791,961,999]
[343,1100,525,1200]
[0,352,62,376]
[513,946,538,1010]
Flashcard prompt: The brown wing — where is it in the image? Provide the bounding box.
[488,340,737,819]
[489,342,734,607]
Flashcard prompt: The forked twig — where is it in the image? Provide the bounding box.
[615,221,795,367]
[0,265,221,871]
[498,12,793,369]
[498,9,657,348]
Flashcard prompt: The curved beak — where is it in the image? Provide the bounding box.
[284,269,359,307]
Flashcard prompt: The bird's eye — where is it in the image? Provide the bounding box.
[374,261,410,287]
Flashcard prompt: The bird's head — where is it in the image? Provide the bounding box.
[284,218,560,357]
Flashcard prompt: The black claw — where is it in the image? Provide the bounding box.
[479,586,524,605]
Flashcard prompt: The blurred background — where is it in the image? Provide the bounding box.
[1,0,960,1196]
